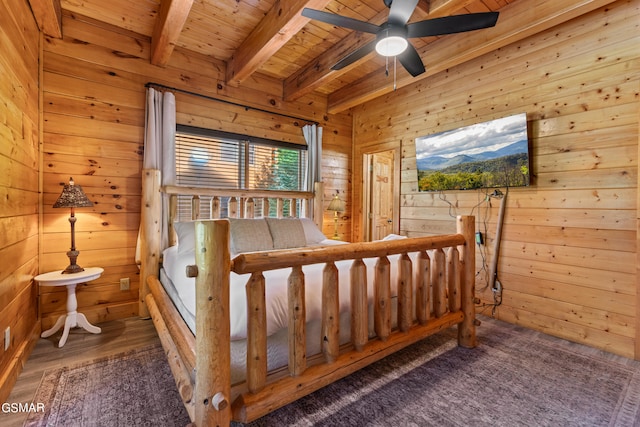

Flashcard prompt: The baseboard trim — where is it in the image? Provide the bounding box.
[0,321,40,402]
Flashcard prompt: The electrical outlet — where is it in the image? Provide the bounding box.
[475,231,484,245]
[120,277,130,291]
[4,327,10,351]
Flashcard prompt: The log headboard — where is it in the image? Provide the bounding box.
[138,168,324,317]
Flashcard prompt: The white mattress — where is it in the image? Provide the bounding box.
[160,238,408,383]
[159,263,363,384]
[162,240,410,341]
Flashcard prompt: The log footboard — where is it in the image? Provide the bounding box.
[187,215,475,425]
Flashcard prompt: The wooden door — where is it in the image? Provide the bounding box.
[368,150,395,241]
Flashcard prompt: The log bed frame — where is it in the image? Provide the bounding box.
[139,168,477,426]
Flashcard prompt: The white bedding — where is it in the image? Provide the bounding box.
[160,265,363,383]
[161,238,411,342]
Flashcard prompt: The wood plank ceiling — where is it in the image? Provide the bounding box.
[30,0,611,113]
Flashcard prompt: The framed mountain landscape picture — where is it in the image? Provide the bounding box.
[416,113,530,191]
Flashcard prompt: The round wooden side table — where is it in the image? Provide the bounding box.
[35,267,104,348]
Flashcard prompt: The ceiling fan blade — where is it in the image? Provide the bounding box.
[407,12,499,38]
[388,0,419,26]
[302,8,380,34]
[331,40,377,70]
[397,42,425,77]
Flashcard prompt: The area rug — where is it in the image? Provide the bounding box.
[24,344,190,427]
[24,319,640,426]
[239,318,640,427]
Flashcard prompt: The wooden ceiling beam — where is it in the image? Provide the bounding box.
[151,0,194,67]
[28,0,62,38]
[327,0,618,113]
[225,0,333,87]
[283,0,479,101]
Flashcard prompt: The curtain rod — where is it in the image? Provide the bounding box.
[145,82,319,126]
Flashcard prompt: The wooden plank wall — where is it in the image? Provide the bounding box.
[0,0,40,401]
[352,0,639,358]
[38,11,352,330]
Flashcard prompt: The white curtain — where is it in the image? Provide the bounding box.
[143,88,176,178]
[302,124,322,220]
[303,124,322,191]
[136,88,176,262]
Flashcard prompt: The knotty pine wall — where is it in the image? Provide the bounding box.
[0,0,40,401]
[38,11,352,332]
[352,0,639,358]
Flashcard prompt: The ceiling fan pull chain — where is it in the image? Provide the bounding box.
[393,56,397,91]
[385,55,389,77]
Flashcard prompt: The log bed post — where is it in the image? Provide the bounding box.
[245,197,255,218]
[397,253,413,332]
[373,256,391,341]
[288,266,306,376]
[229,197,238,218]
[192,196,201,220]
[194,220,231,426]
[276,198,284,217]
[447,247,462,313]
[246,272,267,393]
[211,196,221,219]
[168,194,178,246]
[415,251,431,325]
[139,169,162,318]
[457,215,477,348]
[350,259,368,351]
[432,248,447,318]
[322,262,340,363]
[313,181,323,230]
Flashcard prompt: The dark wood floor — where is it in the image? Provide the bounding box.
[3,317,160,427]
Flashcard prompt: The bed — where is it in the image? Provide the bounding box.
[138,168,477,426]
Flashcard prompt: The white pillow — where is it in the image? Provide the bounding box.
[265,217,307,249]
[229,218,274,254]
[381,234,407,241]
[299,217,327,245]
[315,239,349,246]
[174,221,196,255]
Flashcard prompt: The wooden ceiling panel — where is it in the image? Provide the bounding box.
[60,0,159,36]
[325,0,382,21]
[46,0,614,111]
[177,0,273,60]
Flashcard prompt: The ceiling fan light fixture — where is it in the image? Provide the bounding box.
[375,35,408,56]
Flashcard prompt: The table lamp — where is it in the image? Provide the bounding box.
[53,177,94,274]
[327,193,346,240]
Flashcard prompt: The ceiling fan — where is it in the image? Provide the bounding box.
[302,0,499,77]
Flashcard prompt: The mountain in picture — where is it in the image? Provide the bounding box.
[416,139,528,171]
[415,113,530,191]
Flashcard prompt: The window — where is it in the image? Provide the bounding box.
[175,125,307,219]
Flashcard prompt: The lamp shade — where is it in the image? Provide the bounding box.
[53,177,94,208]
[327,194,345,212]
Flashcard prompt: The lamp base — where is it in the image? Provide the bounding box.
[62,250,85,274]
[332,215,340,240]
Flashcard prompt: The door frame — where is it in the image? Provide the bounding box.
[362,147,401,242]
